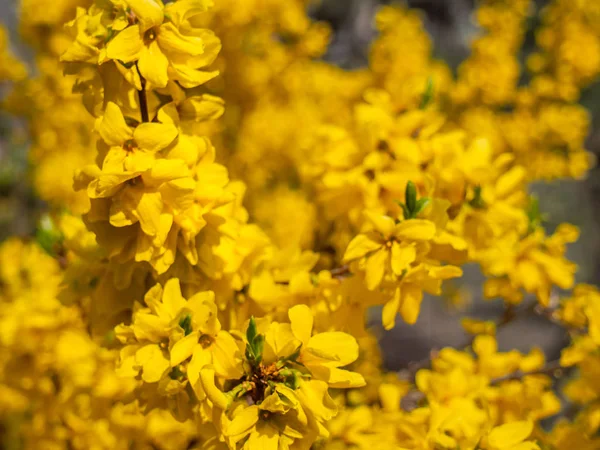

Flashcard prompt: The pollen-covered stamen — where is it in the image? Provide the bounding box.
[245,362,282,404]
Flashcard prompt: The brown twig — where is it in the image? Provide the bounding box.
[489,359,564,385]
[135,64,149,123]
[329,264,352,279]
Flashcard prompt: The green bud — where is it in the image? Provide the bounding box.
[35,215,63,256]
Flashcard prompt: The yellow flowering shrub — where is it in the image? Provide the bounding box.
[0,0,599,449]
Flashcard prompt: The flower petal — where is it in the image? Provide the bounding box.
[365,211,395,237]
[133,122,178,153]
[394,219,436,241]
[487,421,533,449]
[211,331,244,379]
[225,405,259,438]
[365,248,388,290]
[306,332,359,367]
[138,41,169,88]
[178,95,225,122]
[382,287,401,330]
[162,278,186,318]
[391,242,416,276]
[131,189,163,237]
[164,0,212,25]
[106,26,144,62]
[141,160,190,187]
[170,332,199,366]
[343,232,382,262]
[399,284,423,325]
[200,366,229,410]
[125,0,164,31]
[96,102,132,146]
[157,22,205,55]
[169,62,219,88]
[289,304,313,347]
[135,344,169,383]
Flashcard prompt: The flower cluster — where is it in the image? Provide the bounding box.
[0,0,599,449]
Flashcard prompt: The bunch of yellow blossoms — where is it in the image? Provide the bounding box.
[1,0,600,448]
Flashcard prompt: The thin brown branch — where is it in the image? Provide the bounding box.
[489,359,564,385]
[329,264,352,279]
[135,63,149,123]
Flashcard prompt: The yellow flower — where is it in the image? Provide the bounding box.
[103,0,220,88]
[115,278,241,399]
[343,212,436,290]
[199,308,364,449]
[289,305,365,388]
[482,224,579,306]
[382,263,463,329]
[482,421,539,450]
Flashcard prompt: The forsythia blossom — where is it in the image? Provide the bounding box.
[0,0,599,449]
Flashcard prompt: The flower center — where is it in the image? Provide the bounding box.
[199,334,214,349]
[127,175,142,187]
[144,27,158,44]
[123,139,136,152]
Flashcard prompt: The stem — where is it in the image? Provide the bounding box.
[489,359,564,385]
[138,84,149,123]
[329,264,352,279]
[135,63,149,123]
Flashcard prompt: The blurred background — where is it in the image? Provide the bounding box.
[1,0,599,372]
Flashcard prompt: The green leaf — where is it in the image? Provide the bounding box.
[246,316,258,346]
[252,335,264,364]
[405,181,417,213]
[419,76,434,109]
[526,195,548,233]
[414,198,430,216]
[245,317,265,367]
[104,27,115,44]
[469,185,486,209]
[169,366,185,380]
[35,215,63,256]
[245,344,254,363]
[178,314,193,336]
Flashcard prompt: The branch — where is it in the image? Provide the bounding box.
[138,83,149,123]
[135,63,149,123]
[489,359,564,385]
[329,264,352,279]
